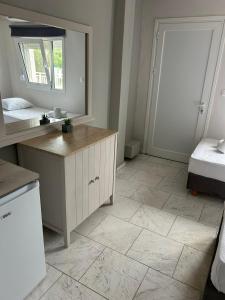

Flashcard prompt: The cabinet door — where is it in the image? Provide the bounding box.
[67,148,89,229]
[108,135,116,199]
[74,148,89,226]
[99,139,106,206]
[94,142,100,209]
[99,135,116,205]
[88,144,100,214]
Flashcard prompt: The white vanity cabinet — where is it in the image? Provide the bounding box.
[17,125,117,247]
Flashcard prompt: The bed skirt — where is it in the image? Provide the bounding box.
[187,173,225,199]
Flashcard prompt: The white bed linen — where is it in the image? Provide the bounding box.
[211,207,225,294]
[188,138,225,182]
[3,107,49,123]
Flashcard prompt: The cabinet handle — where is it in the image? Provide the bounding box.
[95,176,100,181]
[89,179,94,185]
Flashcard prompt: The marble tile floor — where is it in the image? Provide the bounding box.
[26,155,224,300]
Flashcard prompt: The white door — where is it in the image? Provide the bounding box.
[146,19,223,162]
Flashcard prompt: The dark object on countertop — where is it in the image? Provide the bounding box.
[62,118,72,133]
[40,113,50,125]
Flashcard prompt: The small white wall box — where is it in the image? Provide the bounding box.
[125,140,140,159]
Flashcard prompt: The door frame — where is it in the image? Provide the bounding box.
[143,16,225,159]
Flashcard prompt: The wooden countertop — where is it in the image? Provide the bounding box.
[0,159,39,198]
[18,125,117,157]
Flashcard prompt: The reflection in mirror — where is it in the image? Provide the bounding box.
[0,16,86,134]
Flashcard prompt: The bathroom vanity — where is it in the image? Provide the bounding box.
[18,125,117,247]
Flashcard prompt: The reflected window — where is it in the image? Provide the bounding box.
[16,38,64,90]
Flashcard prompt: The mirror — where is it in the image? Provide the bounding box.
[0,13,92,135]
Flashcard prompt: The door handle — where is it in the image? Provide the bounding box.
[89,177,100,185]
[0,211,12,221]
[197,102,205,114]
[88,179,94,185]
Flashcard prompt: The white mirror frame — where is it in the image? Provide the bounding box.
[0,3,93,147]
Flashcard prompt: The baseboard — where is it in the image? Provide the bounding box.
[117,161,126,171]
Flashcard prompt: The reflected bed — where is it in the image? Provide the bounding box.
[3,107,50,123]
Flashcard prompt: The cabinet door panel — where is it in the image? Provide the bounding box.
[105,136,115,200]
[65,155,76,230]
[94,142,100,210]
[100,140,106,205]
[105,137,111,200]
[88,145,95,214]
[82,148,89,220]
[108,135,115,198]
[75,152,83,226]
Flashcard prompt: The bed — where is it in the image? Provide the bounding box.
[2,97,78,124]
[211,206,225,294]
[187,138,225,199]
[203,210,225,300]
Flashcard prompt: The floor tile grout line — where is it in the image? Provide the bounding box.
[127,202,144,223]
[78,246,106,282]
[76,281,109,300]
[80,233,190,283]
[160,192,173,209]
[38,273,64,300]
[67,230,154,269]
[168,272,202,293]
[75,205,187,246]
[134,264,202,295]
[166,214,178,237]
[129,218,174,239]
[131,267,149,300]
[47,244,200,298]
[100,197,142,223]
[154,174,166,190]
[46,202,216,259]
[147,266,202,294]
[47,242,180,299]
[124,227,144,256]
[171,244,185,278]
[198,203,206,223]
[164,234,216,256]
[43,262,109,300]
[172,257,207,293]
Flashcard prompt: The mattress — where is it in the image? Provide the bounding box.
[3,107,49,123]
[211,208,225,294]
[188,138,225,183]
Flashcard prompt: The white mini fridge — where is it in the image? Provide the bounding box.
[0,181,46,300]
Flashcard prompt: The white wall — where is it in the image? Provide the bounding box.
[110,0,136,166]
[0,18,12,98]
[0,0,114,128]
[125,0,143,144]
[134,0,225,147]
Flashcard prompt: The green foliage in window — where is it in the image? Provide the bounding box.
[53,48,63,69]
[33,48,44,73]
